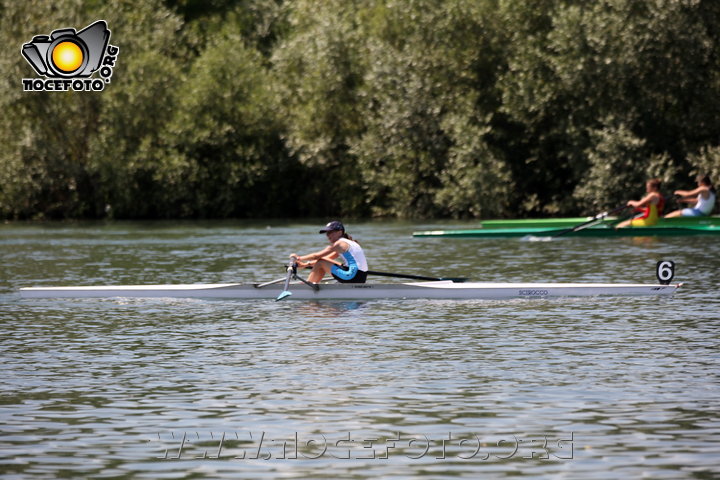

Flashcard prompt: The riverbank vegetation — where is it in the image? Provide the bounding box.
[1,0,719,219]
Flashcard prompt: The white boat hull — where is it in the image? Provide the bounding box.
[19,281,681,300]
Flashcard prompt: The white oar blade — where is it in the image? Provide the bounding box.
[276,290,292,301]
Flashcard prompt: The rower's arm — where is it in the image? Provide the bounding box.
[332,239,350,254]
[293,246,339,264]
[675,186,706,198]
[291,240,349,267]
[628,193,655,208]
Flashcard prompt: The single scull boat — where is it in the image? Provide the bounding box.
[19,280,681,300]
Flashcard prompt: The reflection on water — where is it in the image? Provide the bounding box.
[296,301,366,315]
[1,221,719,479]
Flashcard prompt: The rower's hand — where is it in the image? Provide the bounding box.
[289,254,310,268]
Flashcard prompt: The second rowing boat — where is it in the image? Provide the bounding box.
[413,224,720,238]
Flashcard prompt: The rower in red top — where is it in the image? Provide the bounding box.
[615,178,665,228]
[290,221,369,284]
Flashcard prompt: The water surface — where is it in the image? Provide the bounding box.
[1,221,719,479]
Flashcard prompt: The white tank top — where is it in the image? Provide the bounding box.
[695,190,716,215]
[336,238,368,272]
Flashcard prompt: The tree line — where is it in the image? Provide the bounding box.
[1,0,719,220]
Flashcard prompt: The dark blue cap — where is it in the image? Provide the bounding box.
[319,220,345,233]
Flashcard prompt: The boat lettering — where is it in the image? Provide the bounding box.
[352,285,374,289]
[518,289,549,296]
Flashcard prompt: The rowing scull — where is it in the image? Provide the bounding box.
[18,280,681,300]
[413,224,720,238]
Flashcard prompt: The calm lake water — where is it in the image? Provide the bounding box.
[1,220,719,479]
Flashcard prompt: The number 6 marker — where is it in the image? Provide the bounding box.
[656,261,675,285]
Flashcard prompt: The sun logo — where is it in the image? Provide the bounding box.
[21,20,119,92]
[52,41,84,73]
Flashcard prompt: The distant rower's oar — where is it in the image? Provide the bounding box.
[276,262,296,301]
[552,205,629,238]
[366,270,467,283]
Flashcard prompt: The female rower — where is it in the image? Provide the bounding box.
[615,178,665,228]
[664,174,716,217]
[290,221,368,284]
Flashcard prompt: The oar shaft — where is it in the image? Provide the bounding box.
[553,205,628,237]
[366,270,466,283]
[282,265,293,292]
[367,270,439,281]
[276,263,296,301]
[256,277,288,288]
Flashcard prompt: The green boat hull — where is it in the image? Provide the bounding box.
[477,216,720,229]
[413,223,720,238]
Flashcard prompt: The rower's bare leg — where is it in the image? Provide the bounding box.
[664,209,682,218]
[615,218,632,229]
[307,259,333,283]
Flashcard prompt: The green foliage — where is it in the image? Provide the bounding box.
[271,0,368,216]
[434,113,513,219]
[88,49,183,218]
[687,147,720,190]
[497,0,720,215]
[572,120,650,211]
[0,0,102,218]
[157,33,293,217]
[2,0,720,220]
[355,0,510,217]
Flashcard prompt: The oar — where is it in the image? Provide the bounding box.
[552,205,629,238]
[255,277,289,288]
[366,270,467,283]
[276,262,296,301]
[295,262,467,283]
[294,260,466,282]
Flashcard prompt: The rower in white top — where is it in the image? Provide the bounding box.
[291,220,369,284]
[665,174,716,218]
